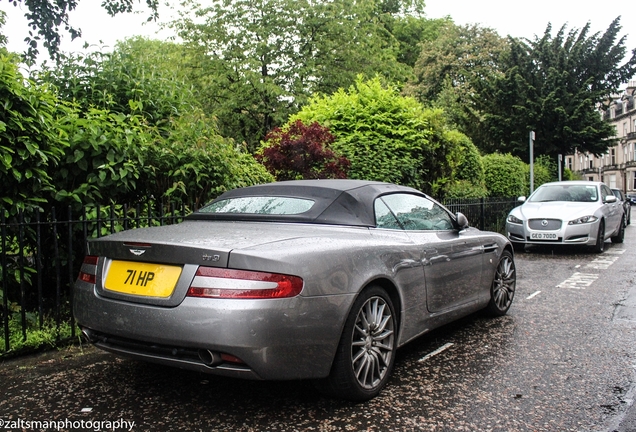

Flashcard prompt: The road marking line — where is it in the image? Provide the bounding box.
[526,291,541,299]
[556,272,599,289]
[605,249,625,255]
[586,255,619,269]
[418,343,454,362]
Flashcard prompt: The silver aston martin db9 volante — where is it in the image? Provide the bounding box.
[75,180,516,400]
[505,181,625,253]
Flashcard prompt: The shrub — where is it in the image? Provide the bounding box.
[257,120,350,180]
[482,153,526,197]
[293,76,432,190]
[293,76,477,194]
[144,110,274,207]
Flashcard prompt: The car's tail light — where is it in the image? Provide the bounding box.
[187,267,303,299]
[78,255,99,284]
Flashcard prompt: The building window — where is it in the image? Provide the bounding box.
[611,148,616,165]
[624,122,628,137]
[589,176,595,182]
[567,157,573,170]
[589,159,594,169]
[609,174,617,189]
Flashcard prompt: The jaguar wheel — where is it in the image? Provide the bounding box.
[592,220,605,253]
[511,242,525,253]
[611,218,625,244]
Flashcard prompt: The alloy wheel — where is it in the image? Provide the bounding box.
[350,296,395,390]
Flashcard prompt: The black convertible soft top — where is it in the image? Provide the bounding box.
[188,180,426,227]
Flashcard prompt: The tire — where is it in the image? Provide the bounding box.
[627,208,631,225]
[511,242,525,253]
[485,250,516,316]
[314,286,397,401]
[592,220,605,253]
[611,218,625,243]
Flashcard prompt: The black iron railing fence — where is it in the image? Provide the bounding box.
[0,196,518,358]
[443,197,519,234]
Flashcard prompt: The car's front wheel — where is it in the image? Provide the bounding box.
[485,250,516,316]
[314,286,397,401]
[592,220,605,253]
[511,242,525,253]
[612,218,625,243]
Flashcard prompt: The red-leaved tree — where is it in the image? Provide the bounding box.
[257,120,350,180]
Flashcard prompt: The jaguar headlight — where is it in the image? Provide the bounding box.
[568,215,598,225]
[507,215,523,225]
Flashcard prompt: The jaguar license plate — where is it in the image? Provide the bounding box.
[104,260,182,297]
[530,233,558,240]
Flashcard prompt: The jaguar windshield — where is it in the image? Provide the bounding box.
[529,184,598,203]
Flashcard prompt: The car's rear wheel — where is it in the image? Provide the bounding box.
[592,220,605,253]
[314,286,397,401]
[612,218,625,243]
[485,251,516,316]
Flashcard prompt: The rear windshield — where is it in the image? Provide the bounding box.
[199,196,315,215]
[529,185,598,203]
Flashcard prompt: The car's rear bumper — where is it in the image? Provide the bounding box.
[74,280,354,380]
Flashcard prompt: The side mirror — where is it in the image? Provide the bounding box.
[517,196,527,203]
[605,195,617,203]
[455,212,469,229]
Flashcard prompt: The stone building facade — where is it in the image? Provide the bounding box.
[565,81,636,193]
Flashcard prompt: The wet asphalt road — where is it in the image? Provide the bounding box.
[1,228,636,431]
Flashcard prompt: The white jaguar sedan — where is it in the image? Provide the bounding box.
[505,181,625,253]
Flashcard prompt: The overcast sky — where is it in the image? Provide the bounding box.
[2,0,634,79]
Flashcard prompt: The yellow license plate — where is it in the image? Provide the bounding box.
[104,260,182,298]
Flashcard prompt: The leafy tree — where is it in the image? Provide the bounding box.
[482,153,526,198]
[0,11,7,48]
[26,35,272,209]
[36,37,198,128]
[406,22,509,147]
[366,0,447,70]
[471,17,636,163]
[389,15,450,68]
[409,23,508,102]
[0,51,69,215]
[171,0,413,151]
[257,120,350,181]
[2,0,159,61]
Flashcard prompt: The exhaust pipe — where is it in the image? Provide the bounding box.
[81,327,98,343]
[198,349,222,367]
